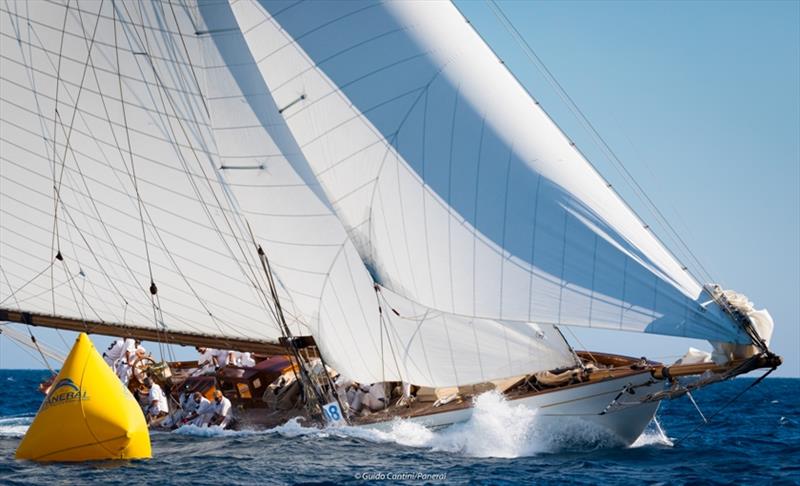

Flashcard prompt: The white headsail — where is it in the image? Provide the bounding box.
[1,0,578,387]
[229,0,752,345]
[199,0,578,386]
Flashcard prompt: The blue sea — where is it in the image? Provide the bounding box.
[0,370,797,485]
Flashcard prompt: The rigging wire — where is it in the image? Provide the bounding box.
[2,0,297,356]
[0,265,56,374]
[0,259,56,306]
[673,366,776,445]
[10,8,151,329]
[49,0,71,319]
[117,0,286,339]
[484,0,716,286]
[113,0,165,361]
[373,286,407,385]
[50,0,105,301]
[0,324,65,367]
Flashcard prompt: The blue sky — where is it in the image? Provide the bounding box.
[454,0,799,376]
[1,1,798,376]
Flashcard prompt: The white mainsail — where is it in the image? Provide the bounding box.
[1,0,289,341]
[0,0,578,387]
[229,0,752,345]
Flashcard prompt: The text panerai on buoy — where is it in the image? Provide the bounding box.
[16,333,151,461]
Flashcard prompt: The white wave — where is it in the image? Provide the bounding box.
[0,416,33,438]
[266,391,626,458]
[630,417,673,448]
[172,424,264,438]
[169,392,671,458]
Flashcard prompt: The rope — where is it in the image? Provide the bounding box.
[118,0,283,337]
[674,366,775,445]
[562,325,598,366]
[0,263,56,373]
[0,259,55,306]
[49,0,71,296]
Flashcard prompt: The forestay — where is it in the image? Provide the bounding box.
[230,0,751,345]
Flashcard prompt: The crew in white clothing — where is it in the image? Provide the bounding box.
[194,347,215,375]
[349,383,387,413]
[363,383,387,412]
[212,349,234,368]
[396,382,415,407]
[185,392,215,426]
[162,384,193,428]
[134,341,148,361]
[209,390,233,428]
[115,338,137,384]
[103,338,125,367]
[144,378,169,423]
[237,352,256,367]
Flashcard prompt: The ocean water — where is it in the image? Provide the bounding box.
[0,370,797,485]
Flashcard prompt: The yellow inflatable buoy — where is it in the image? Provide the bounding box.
[16,333,151,461]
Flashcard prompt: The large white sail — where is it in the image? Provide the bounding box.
[0,0,578,387]
[198,0,577,386]
[229,0,751,345]
[1,0,289,341]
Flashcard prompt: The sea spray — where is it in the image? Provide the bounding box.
[630,416,673,448]
[0,416,33,438]
[223,391,652,458]
[168,391,670,457]
[420,390,542,457]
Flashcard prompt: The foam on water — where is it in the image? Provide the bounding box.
[0,416,32,438]
[245,391,662,458]
[171,417,328,439]
[5,390,669,459]
[630,417,673,448]
[172,424,264,438]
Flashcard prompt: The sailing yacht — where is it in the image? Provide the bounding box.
[0,0,780,446]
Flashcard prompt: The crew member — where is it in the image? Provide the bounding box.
[194,347,215,375]
[102,338,125,367]
[346,383,386,414]
[209,390,233,428]
[237,351,256,367]
[185,392,215,426]
[115,338,137,385]
[396,382,415,407]
[144,377,169,424]
[212,349,234,369]
[134,340,148,360]
[162,384,193,429]
[362,383,387,412]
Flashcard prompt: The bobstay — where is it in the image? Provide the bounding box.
[16,333,151,461]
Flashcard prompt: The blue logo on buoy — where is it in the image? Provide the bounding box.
[43,378,89,408]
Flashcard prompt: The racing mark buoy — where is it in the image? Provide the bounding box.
[15,333,151,461]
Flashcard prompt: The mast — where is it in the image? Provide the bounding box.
[255,245,346,424]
